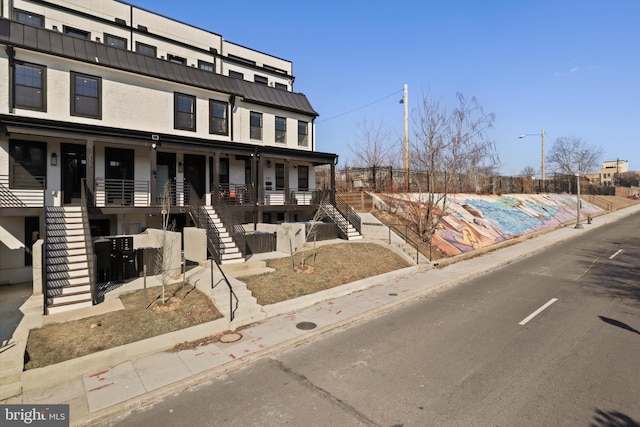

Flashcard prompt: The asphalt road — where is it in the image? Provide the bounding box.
[105,212,640,427]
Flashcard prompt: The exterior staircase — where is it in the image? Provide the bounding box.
[204,206,244,264]
[320,203,363,240]
[44,206,93,314]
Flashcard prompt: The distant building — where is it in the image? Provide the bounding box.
[600,160,629,186]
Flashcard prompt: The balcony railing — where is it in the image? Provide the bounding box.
[95,178,150,207]
[0,174,46,207]
[262,187,320,206]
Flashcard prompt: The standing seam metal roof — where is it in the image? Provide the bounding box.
[0,19,318,117]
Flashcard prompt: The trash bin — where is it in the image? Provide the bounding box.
[94,239,111,283]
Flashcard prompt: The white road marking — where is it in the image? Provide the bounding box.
[609,250,624,259]
[519,298,558,326]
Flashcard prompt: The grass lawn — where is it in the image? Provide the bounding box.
[243,242,412,305]
[24,283,221,369]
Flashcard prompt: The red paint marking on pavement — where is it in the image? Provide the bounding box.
[88,383,114,392]
[284,315,296,321]
[208,352,220,356]
[244,349,250,353]
[89,370,109,378]
[336,310,342,315]
[259,344,265,348]
[230,354,236,359]
[194,352,204,356]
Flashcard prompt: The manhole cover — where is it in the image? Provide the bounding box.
[219,332,242,343]
[296,321,317,330]
[389,293,398,296]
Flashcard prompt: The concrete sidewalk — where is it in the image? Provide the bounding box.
[5,204,640,426]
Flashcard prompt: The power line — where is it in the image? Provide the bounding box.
[317,89,403,123]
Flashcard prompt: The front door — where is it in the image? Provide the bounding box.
[61,143,86,205]
[184,154,205,203]
[157,152,176,204]
[105,147,134,205]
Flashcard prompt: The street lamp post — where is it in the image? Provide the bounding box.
[575,173,583,229]
[518,128,545,184]
[401,84,409,191]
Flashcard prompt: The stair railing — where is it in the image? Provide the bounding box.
[387,224,421,265]
[211,188,247,259]
[209,258,239,322]
[81,179,97,304]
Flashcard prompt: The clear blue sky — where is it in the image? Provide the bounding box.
[129,0,640,176]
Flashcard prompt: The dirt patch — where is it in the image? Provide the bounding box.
[243,242,412,305]
[24,283,222,369]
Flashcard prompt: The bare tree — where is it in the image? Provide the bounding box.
[521,165,537,177]
[349,119,396,191]
[409,92,498,244]
[546,137,603,176]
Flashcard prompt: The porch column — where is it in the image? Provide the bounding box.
[150,145,157,204]
[255,153,263,226]
[330,160,336,205]
[212,152,220,191]
[86,139,95,193]
[284,159,290,203]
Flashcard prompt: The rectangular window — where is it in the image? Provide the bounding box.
[198,60,214,72]
[228,54,255,66]
[229,70,244,80]
[254,75,268,85]
[275,116,286,143]
[175,93,196,131]
[274,82,287,91]
[64,26,90,40]
[209,100,228,135]
[250,111,262,140]
[298,121,308,146]
[136,42,157,57]
[104,33,127,49]
[275,163,285,190]
[9,140,46,189]
[14,62,46,111]
[167,54,186,65]
[14,9,44,27]
[298,165,309,191]
[71,72,101,119]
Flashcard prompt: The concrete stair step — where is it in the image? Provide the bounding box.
[46,241,85,251]
[47,248,87,258]
[47,228,84,237]
[47,283,91,295]
[47,254,88,264]
[46,299,93,315]
[48,291,93,305]
[47,269,90,281]
[47,276,91,289]
[46,261,89,272]
[46,234,85,244]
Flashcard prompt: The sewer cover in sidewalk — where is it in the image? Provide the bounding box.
[219,332,243,343]
[296,322,317,330]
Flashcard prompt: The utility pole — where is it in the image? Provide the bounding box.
[541,128,545,182]
[403,84,409,191]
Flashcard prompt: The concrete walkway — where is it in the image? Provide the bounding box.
[3,204,640,426]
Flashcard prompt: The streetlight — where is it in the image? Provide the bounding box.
[400,84,409,191]
[518,128,545,183]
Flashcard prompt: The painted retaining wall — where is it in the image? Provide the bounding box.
[375,193,603,257]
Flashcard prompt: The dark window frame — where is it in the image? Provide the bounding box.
[275,116,286,143]
[298,121,309,146]
[250,111,262,140]
[136,41,157,57]
[198,60,214,72]
[63,25,90,40]
[274,82,288,91]
[14,9,44,27]
[229,70,244,80]
[209,100,229,136]
[104,33,127,49]
[167,54,186,65]
[14,61,46,111]
[174,93,196,131]
[70,72,101,119]
[275,163,285,190]
[9,139,46,190]
[254,74,268,85]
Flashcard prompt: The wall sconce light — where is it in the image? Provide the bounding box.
[178,162,183,173]
[50,152,58,166]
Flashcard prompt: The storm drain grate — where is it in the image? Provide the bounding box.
[296,322,317,330]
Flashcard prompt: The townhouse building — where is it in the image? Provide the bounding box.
[0,0,360,314]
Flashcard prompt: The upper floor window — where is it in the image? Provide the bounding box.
[198,60,214,72]
[250,112,262,140]
[175,93,196,131]
[275,117,286,143]
[14,9,44,27]
[298,121,308,146]
[209,100,228,135]
[254,75,268,85]
[71,72,101,119]
[229,70,244,80]
[64,26,90,40]
[167,54,186,65]
[9,140,46,189]
[228,54,256,66]
[104,33,127,49]
[274,82,287,91]
[14,62,46,111]
[136,42,157,57]
[275,163,284,190]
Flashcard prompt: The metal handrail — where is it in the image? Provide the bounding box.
[211,188,247,259]
[210,258,239,322]
[387,224,421,265]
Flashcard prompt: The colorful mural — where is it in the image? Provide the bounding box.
[378,193,603,257]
